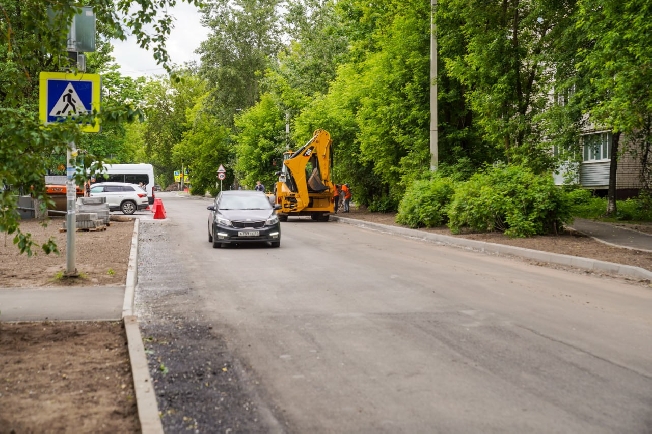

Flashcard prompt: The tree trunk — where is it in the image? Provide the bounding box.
[606,131,620,216]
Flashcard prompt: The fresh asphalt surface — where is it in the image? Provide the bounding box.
[134,193,652,433]
[0,194,652,433]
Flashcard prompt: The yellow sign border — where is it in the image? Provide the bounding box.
[39,71,101,133]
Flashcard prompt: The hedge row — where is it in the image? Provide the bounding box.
[396,165,572,238]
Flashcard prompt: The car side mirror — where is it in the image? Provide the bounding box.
[207,205,215,211]
[274,204,281,210]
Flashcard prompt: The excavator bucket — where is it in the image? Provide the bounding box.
[308,167,328,192]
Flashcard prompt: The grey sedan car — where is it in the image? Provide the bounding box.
[207,190,281,248]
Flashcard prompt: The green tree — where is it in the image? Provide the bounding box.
[141,70,204,188]
[234,94,286,190]
[575,0,652,215]
[438,0,578,173]
[79,64,147,163]
[198,0,282,126]
[354,0,431,208]
[226,0,350,189]
[174,93,232,195]
[293,63,368,201]
[280,0,348,97]
[292,0,431,209]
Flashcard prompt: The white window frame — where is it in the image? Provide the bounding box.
[582,131,611,162]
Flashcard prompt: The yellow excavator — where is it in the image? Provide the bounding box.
[274,129,335,222]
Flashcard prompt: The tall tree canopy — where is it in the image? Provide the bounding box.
[438,0,579,173]
[198,0,283,126]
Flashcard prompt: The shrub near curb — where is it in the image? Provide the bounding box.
[448,165,571,237]
[396,177,456,228]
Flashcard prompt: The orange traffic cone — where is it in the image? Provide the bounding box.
[153,198,167,219]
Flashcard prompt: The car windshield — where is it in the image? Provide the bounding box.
[218,194,272,210]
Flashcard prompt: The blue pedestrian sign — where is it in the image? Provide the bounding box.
[39,72,101,133]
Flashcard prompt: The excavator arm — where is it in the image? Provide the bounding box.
[276,129,333,215]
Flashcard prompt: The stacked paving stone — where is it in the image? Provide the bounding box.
[62,212,103,230]
[61,197,110,231]
[76,197,110,226]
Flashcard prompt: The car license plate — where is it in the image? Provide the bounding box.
[238,231,259,237]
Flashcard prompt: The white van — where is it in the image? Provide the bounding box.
[93,163,156,205]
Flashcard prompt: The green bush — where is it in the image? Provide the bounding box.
[565,188,593,205]
[368,196,398,213]
[618,192,652,221]
[447,165,571,237]
[569,195,606,219]
[396,177,456,228]
[567,190,652,221]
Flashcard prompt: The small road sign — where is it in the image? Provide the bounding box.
[218,172,226,180]
[39,72,101,133]
[217,164,226,173]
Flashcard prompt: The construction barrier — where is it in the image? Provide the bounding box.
[153,198,166,219]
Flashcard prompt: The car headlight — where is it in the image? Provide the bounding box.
[266,214,279,225]
[216,215,232,226]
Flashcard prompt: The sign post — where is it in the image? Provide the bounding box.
[39,72,100,275]
[40,7,97,277]
[217,165,226,193]
[39,73,100,276]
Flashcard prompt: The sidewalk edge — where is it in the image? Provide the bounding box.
[333,216,652,281]
[124,315,164,434]
[122,218,164,434]
[123,218,139,317]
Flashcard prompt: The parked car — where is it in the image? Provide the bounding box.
[89,182,149,215]
[207,190,281,248]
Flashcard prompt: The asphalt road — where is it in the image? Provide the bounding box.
[137,192,652,433]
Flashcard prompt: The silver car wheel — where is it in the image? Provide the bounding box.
[121,200,136,215]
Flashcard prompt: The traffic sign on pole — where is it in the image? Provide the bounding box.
[217,164,226,173]
[39,72,101,133]
[218,172,226,180]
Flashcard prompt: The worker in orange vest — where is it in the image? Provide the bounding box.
[341,183,351,212]
[333,184,341,213]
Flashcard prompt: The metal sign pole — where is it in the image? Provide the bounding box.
[65,142,77,276]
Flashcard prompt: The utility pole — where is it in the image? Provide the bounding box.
[65,143,78,276]
[430,0,439,171]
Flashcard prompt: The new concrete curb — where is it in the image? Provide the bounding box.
[333,216,652,281]
[123,218,164,434]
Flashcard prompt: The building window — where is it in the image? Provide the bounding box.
[582,132,611,162]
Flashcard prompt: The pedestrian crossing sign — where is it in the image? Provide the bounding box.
[39,71,101,133]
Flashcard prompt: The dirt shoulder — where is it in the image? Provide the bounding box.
[0,217,139,432]
[0,321,139,433]
[0,217,132,287]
